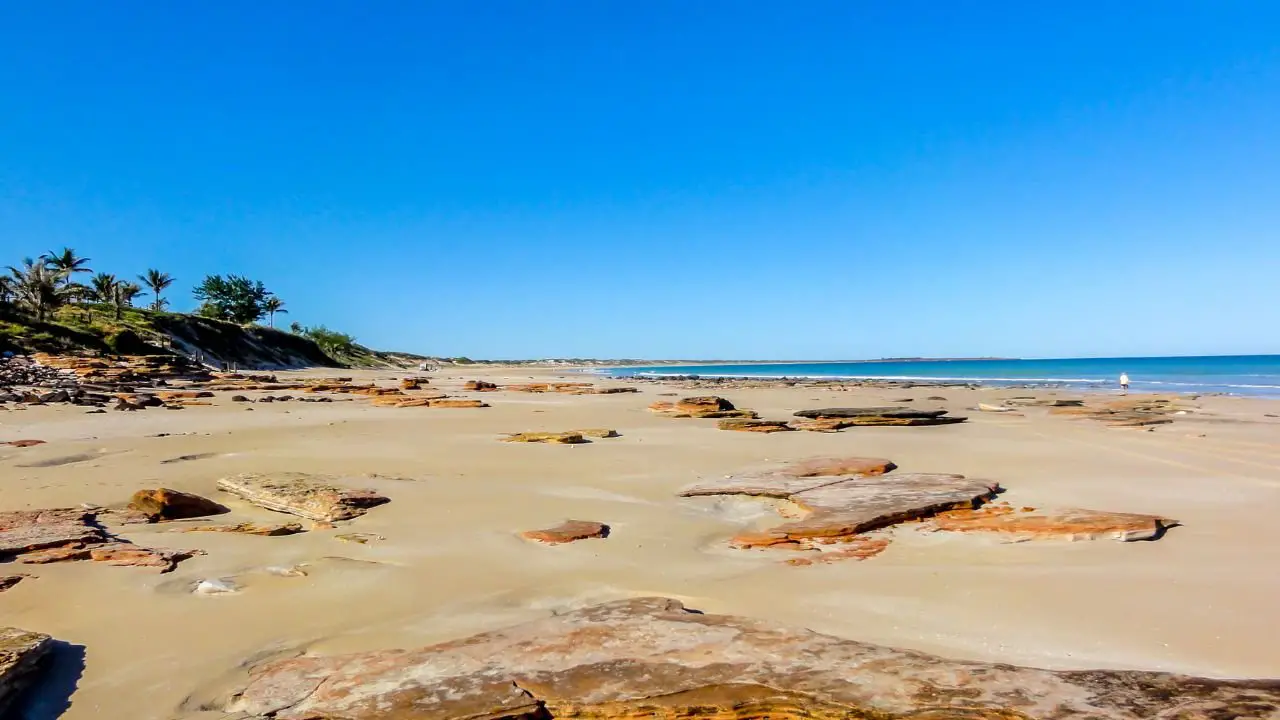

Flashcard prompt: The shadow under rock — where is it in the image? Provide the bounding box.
[10,640,86,720]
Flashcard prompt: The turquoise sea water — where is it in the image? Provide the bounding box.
[603,355,1280,397]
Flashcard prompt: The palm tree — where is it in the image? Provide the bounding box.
[0,275,14,305]
[262,296,287,327]
[110,281,144,320]
[138,269,175,311]
[42,248,92,291]
[6,258,71,321]
[89,272,118,304]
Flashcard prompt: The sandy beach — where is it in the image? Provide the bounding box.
[3,366,1279,719]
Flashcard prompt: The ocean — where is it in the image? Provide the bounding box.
[602,355,1280,398]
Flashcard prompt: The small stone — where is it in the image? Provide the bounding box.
[521,520,610,545]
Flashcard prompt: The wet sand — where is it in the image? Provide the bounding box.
[2,367,1279,718]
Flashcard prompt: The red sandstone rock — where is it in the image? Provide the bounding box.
[87,543,197,572]
[226,596,1280,720]
[2,440,46,448]
[931,506,1177,541]
[503,432,588,444]
[464,380,498,391]
[0,509,105,558]
[520,520,610,545]
[128,488,230,521]
[780,456,897,477]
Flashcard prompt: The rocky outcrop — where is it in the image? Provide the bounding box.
[724,473,998,549]
[225,596,1280,720]
[649,396,758,419]
[1048,396,1187,428]
[1,508,197,572]
[463,380,498,391]
[520,520,610,545]
[2,439,46,448]
[127,488,230,521]
[216,473,390,522]
[0,627,53,716]
[503,432,588,444]
[792,406,968,427]
[779,456,897,477]
[931,505,1177,541]
[0,509,106,557]
[400,377,427,390]
[716,418,794,433]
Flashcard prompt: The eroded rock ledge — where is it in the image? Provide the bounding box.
[225,597,1280,720]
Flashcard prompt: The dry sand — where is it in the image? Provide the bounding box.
[2,367,1279,718]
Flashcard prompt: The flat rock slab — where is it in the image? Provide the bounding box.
[793,406,949,419]
[0,627,53,716]
[225,596,1280,720]
[932,506,1177,541]
[681,470,996,549]
[733,473,998,547]
[679,456,897,499]
[181,522,305,537]
[0,509,105,558]
[503,432,588,444]
[216,473,390,522]
[520,520,610,544]
[717,419,794,433]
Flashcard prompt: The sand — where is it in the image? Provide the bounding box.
[2,367,1279,718]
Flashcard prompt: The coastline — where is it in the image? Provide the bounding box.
[3,363,1279,718]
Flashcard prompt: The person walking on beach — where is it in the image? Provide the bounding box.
[1119,372,1130,394]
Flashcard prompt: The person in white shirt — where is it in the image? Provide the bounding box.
[1119,372,1130,394]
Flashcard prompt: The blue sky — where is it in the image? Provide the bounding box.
[3,2,1278,360]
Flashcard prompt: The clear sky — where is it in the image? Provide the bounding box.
[3,2,1278,360]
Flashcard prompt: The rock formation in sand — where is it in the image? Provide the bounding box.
[716,418,794,433]
[181,522,306,536]
[930,504,1177,541]
[0,626,53,715]
[520,520,610,544]
[216,473,390,522]
[504,432,588,444]
[1048,396,1186,428]
[792,406,968,426]
[0,508,199,572]
[649,396,759,419]
[463,380,498,391]
[427,398,489,408]
[128,488,230,521]
[224,596,1280,720]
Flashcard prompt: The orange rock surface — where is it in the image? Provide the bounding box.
[226,596,1280,720]
[520,520,610,544]
[931,506,1177,541]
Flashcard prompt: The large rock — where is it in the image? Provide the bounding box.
[931,506,1177,541]
[216,473,390,522]
[681,471,997,550]
[0,509,105,558]
[182,522,305,537]
[225,596,1280,720]
[128,488,230,521]
[0,627,53,716]
[520,520,610,544]
[650,396,759,419]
